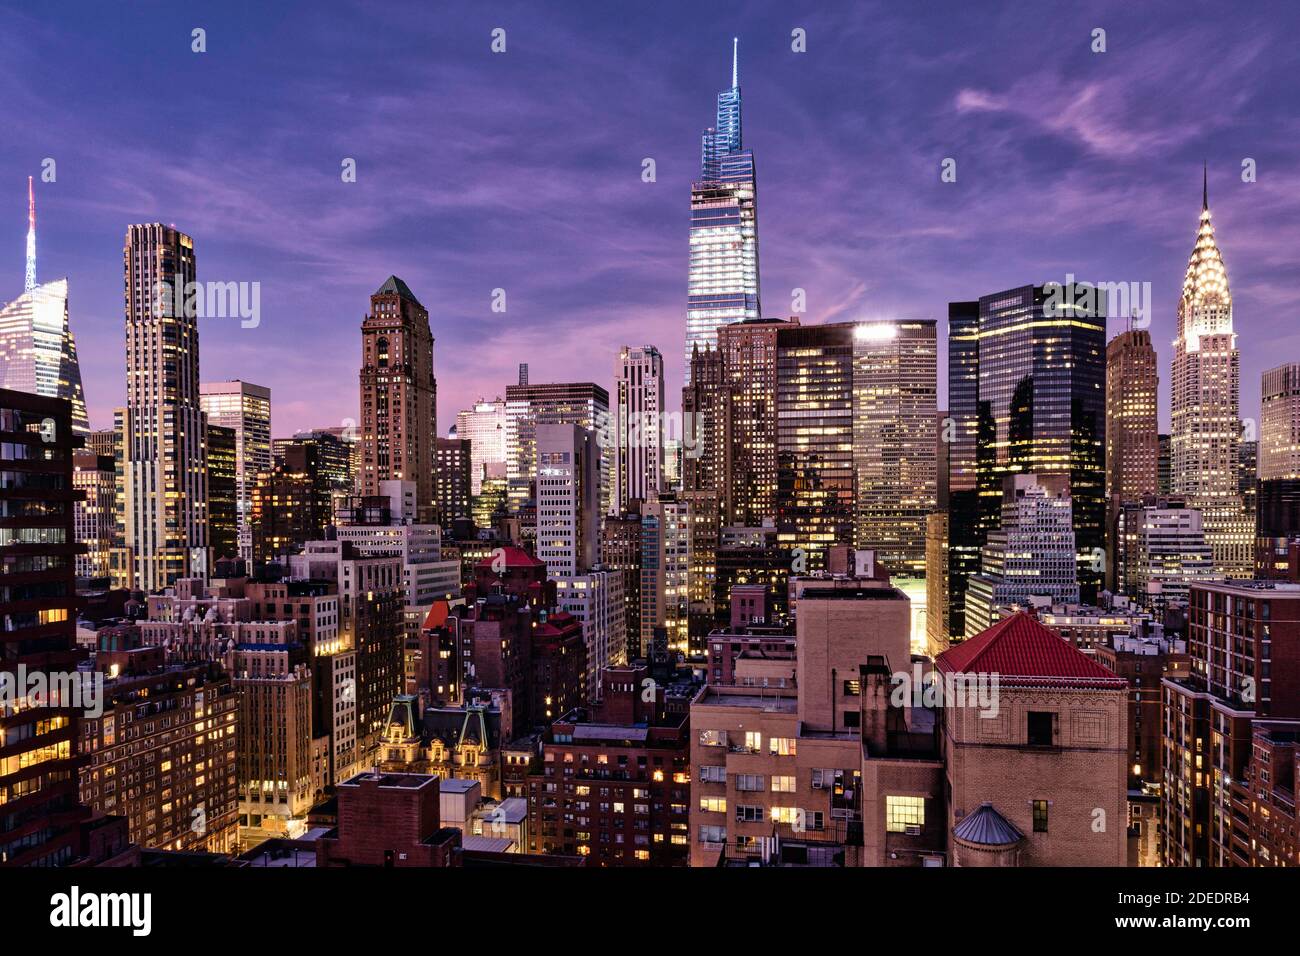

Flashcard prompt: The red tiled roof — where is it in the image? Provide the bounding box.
[422,600,450,630]
[475,546,545,570]
[536,611,581,637]
[936,611,1125,689]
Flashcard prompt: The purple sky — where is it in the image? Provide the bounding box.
[3,0,1299,437]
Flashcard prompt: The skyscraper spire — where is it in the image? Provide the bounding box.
[1170,169,1250,578]
[25,176,35,293]
[1182,173,1230,313]
[686,38,760,382]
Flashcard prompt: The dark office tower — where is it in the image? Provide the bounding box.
[504,380,609,515]
[275,429,354,492]
[946,287,1106,607]
[1105,329,1160,504]
[685,41,760,380]
[717,318,788,526]
[681,344,725,494]
[944,301,981,641]
[359,276,436,521]
[0,389,86,866]
[980,285,1105,599]
[1255,480,1300,578]
[1239,439,1258,517]
[206,422,238,561]
[601,504,643,657]
[200,380,272,559]
[936,409,950,510]
[927,408,951,655]
[249,444,332,564]
[121,223,205,590]
[1257,365,1300,577]
[774,321,856,569]
[853,320,939,577]
[1158,433,1172,495]
[434,437,471,526]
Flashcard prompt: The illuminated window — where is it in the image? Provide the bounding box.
[885,795,925,832]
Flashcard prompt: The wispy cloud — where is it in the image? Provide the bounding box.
[0,0,1296,436]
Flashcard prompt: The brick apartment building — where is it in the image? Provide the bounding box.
[314,770,587,868]
[1094,632,1190,791]
[316,772,461,867]
[1162,580,1300,866]
[528,664,691,864]
[690,557,1130,867]
[79,627,239,852]
[690,560,911,867]
[1093,630,1190,867]
[1236,722,1299,866]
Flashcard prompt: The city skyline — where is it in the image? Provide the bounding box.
[5,0,1300,890]
[3,1,1299,437]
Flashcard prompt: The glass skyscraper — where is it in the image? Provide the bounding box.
[0,279,89,434]
[775,322,856,570]
[942,301,981,641]
[946,285,1106,617]
[853,319,938,577]
[0,181,89,433]
[200,379,272,560]
[701,40,742,179]
[685,40,760,381]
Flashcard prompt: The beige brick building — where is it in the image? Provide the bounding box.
[937,612,1128,866]
[689,560,1130,867]
[690,558,917,866]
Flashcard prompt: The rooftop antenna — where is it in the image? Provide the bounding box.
[732,37,739,88]
[24,176,35,293]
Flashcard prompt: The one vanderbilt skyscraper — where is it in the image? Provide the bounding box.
[685,39,761,382]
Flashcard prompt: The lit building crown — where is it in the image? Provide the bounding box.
[1180,172,1231,314]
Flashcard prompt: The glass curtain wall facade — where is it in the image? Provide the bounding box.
[685,42,760,381]
[852,319,938,577]
[947,286,1106,612]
